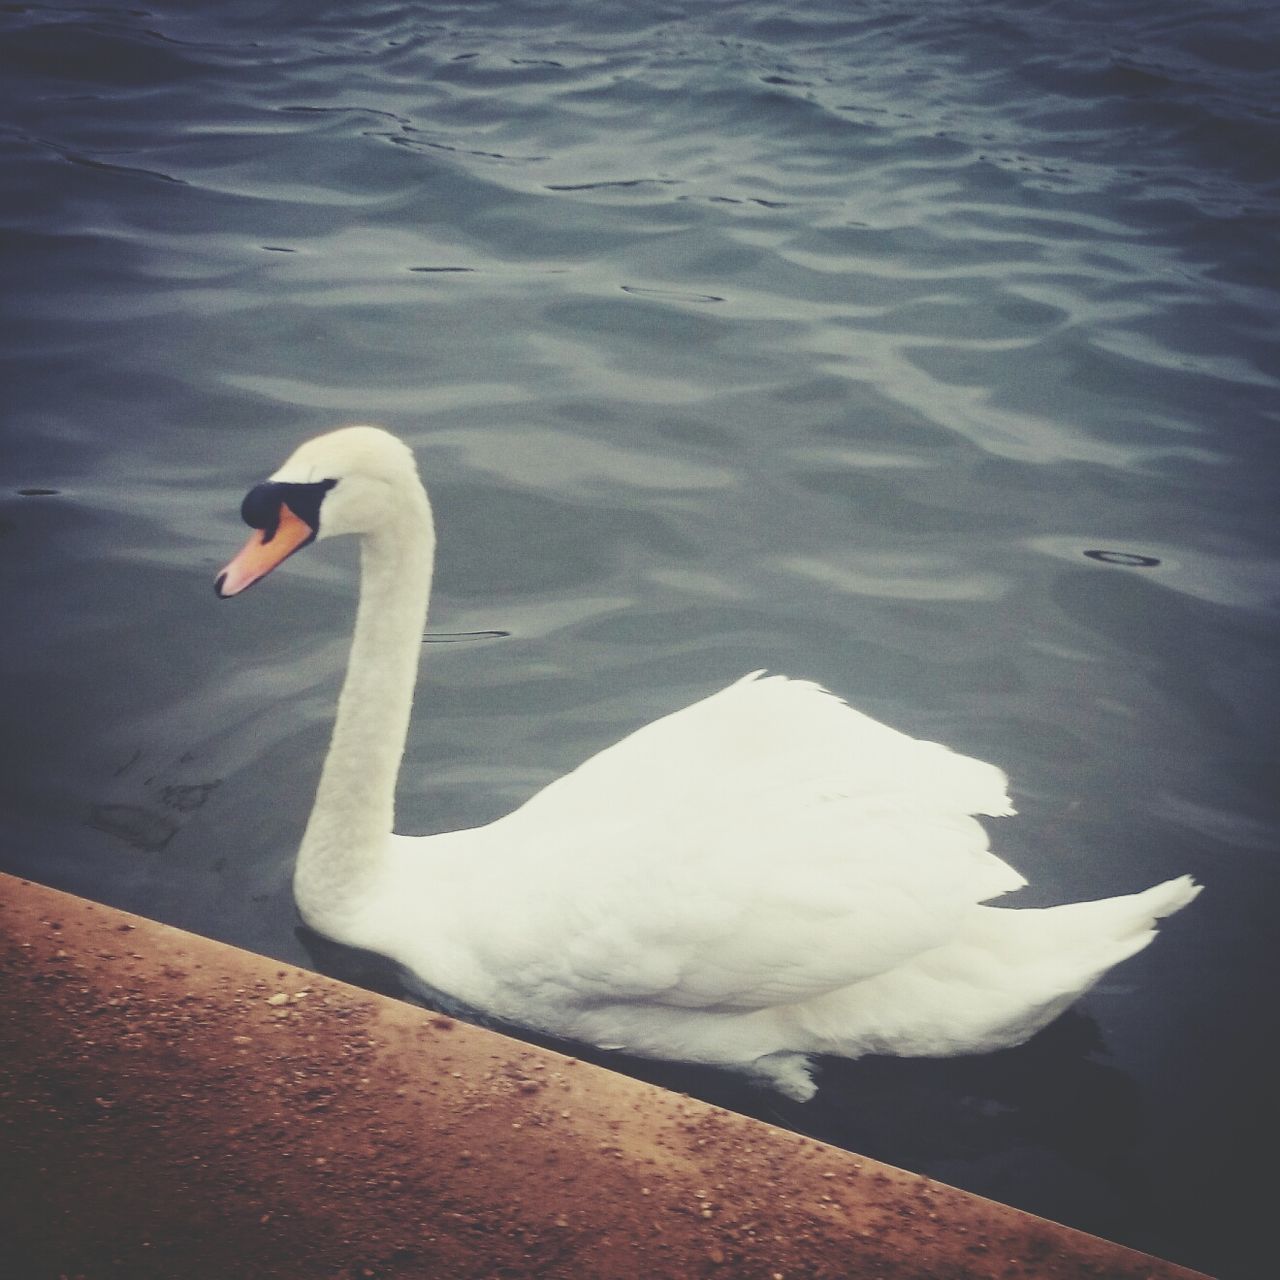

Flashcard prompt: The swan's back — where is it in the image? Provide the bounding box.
[520,673,1014,816]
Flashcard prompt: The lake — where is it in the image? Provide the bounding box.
[2,3,1277,1276]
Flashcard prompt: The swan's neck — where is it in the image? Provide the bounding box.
[294,486,434,937]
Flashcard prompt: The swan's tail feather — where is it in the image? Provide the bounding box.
[974,874,1202,977]
[794,876,1201,1062]
[957,875,1203,1046]
[1034,873,1200,956]
[1132,873,1203,921]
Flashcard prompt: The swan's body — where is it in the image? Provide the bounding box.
[217,426,1200,1100]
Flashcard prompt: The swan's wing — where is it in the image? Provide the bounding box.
[476,673,1025,1012]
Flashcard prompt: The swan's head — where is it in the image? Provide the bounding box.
[215,425,424,598]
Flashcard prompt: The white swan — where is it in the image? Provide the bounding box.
[215,425,1200,1100]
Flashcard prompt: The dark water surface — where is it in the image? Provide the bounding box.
[3,2,1277,1275]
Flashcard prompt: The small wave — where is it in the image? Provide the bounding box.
[37,137,187,185]
[546,178,681,192]
[376,127,548,165]
[422,630,510,644]
[621,285,725,304]
[0,21,201,87]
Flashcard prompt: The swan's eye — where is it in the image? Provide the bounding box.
[241,483,284,534]
[240,479,337,542]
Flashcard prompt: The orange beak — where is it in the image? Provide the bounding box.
[215,503,315,598]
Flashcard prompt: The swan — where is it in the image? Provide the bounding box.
[215,425,1200,1101]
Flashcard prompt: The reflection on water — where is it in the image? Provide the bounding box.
[2,2,1277,1276]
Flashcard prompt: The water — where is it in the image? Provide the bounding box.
[2,2,1277,1274]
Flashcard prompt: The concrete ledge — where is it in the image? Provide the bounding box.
[0,873,1210,1279]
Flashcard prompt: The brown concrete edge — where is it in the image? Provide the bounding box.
[0,872,1213,1279]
